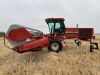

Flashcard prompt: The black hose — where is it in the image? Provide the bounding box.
[2,33,12,49]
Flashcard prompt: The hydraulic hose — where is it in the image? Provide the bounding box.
[2,32,12,49]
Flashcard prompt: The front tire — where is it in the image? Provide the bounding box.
[48,40,63,52]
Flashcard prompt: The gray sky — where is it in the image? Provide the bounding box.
[0,0,100,33]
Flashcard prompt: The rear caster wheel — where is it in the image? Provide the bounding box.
[77,41,81,46]
[75,40,81,46]
[90,44,94,52]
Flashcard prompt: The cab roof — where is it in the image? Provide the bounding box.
[45,18,65,22]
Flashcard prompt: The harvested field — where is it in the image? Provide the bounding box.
[0,35,100,75]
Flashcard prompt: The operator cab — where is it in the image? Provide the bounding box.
[45,18,65,34]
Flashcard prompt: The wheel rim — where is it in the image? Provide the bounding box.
[51,42,59,51]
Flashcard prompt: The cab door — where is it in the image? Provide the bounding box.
[54,22,65,34]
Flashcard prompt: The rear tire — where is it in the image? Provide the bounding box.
[48,40,63,52]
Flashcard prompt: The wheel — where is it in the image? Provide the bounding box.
[48,40,63,52]
[74,40,81,46]
[77,41,81,46]
[94,43,99,49]
[90,44,94,52]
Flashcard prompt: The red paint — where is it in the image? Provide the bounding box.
[7,28,32,42]
[64,28,94,39]
[16,37,49,52]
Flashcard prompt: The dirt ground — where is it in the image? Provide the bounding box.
[0,35,100,75]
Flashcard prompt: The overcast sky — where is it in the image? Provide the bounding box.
[0,0,100,33]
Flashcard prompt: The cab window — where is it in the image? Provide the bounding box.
[55,23,61,29]
[48,23,54,34]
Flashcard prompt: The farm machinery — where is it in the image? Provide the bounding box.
[2,18,99,53]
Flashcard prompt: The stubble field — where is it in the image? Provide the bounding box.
[0,35,100,75]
